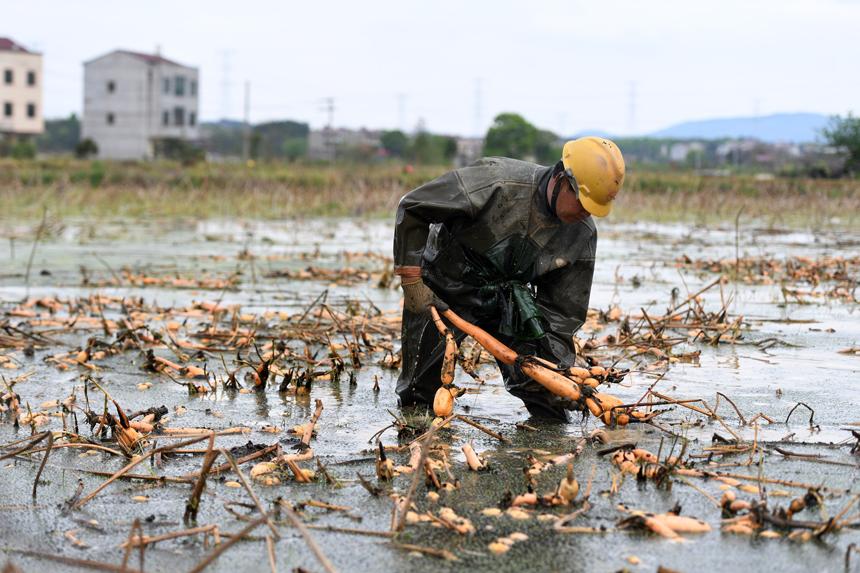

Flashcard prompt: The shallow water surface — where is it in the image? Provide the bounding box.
[0,218,857,572]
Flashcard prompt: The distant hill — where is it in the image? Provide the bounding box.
[650,112,830,143]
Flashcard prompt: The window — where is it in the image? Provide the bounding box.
[163,77,170,94]
[173,107,185,126]
[3,102,11,117]
[27,71,36,86]
[190,80,197,97]
[162,110,169,126]
[106,112,115,125]
[175,76,186,96]
[3,69,12,85]
[27,103,36,118]
[189,111,196,127]
[107,80,116,93]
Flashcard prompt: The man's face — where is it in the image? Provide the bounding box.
[554,175,590,224]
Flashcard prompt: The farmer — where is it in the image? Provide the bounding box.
[393,137,625,421]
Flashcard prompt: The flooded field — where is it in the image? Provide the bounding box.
[0,217,858,573]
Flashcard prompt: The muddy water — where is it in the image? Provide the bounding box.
[0,218,858,573]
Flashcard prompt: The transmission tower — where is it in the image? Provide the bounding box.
[320,97,336,161]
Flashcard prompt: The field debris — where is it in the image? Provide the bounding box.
[437,306,655,427]
[487,531,528,555]
[617,504,712,540]
[1,219,858,572]
[677,254,859,303]
[462,441,488,471]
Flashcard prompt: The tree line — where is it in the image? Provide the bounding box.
[12,112,860,175]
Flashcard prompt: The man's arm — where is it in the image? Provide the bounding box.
[533,231,597,363]
[393,170,475,275]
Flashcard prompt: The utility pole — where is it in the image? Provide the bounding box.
[242,81,251,161]
[323,97,335,128]
[321,97,335,161]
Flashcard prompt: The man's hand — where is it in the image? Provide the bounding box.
[401,278,448,315]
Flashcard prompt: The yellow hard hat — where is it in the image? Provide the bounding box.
[561,137,625,218]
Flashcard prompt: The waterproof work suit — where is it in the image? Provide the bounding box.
[393,157,597,421]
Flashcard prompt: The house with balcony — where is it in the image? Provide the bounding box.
[82,49,199,159]
[0,37,43,138]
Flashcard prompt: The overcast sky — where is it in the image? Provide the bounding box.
[3,0,858,136]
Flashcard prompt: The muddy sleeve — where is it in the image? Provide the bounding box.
[534,232,597,362]
[393,170,476,268]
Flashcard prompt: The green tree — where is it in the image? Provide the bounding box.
[253,120,309,160]
[11,140,36,159]
[75,138,98,159]
[282,137,308,161]
[249,132,262,160]
[409,132,457,164]
[442,136,458,161]
[483,113,538,159]
[199,119,309,160]
[822,113,860,173]
[534,129,561,164]
[200,121,245,157]
[153,138,205,165]
[37,114,81,154]
[409,132,437,163]
[380,130,409,157]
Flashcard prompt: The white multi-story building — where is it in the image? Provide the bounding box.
[82,49,199,159]
[0,37,43,137]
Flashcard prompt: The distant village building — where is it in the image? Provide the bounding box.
[663,141,705,163]
[82,49,199,159]
[308,127,382,161]
[715,139,759,162]
[0,38,43,137]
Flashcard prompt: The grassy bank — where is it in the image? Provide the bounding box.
[0,158,857,228]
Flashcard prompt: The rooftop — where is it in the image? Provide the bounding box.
[0,37,35,54]
[86,49,190,68]
[116,49,184,66]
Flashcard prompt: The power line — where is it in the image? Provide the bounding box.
[322,97,335,128]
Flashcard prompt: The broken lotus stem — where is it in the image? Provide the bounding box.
[437,307,647,425]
